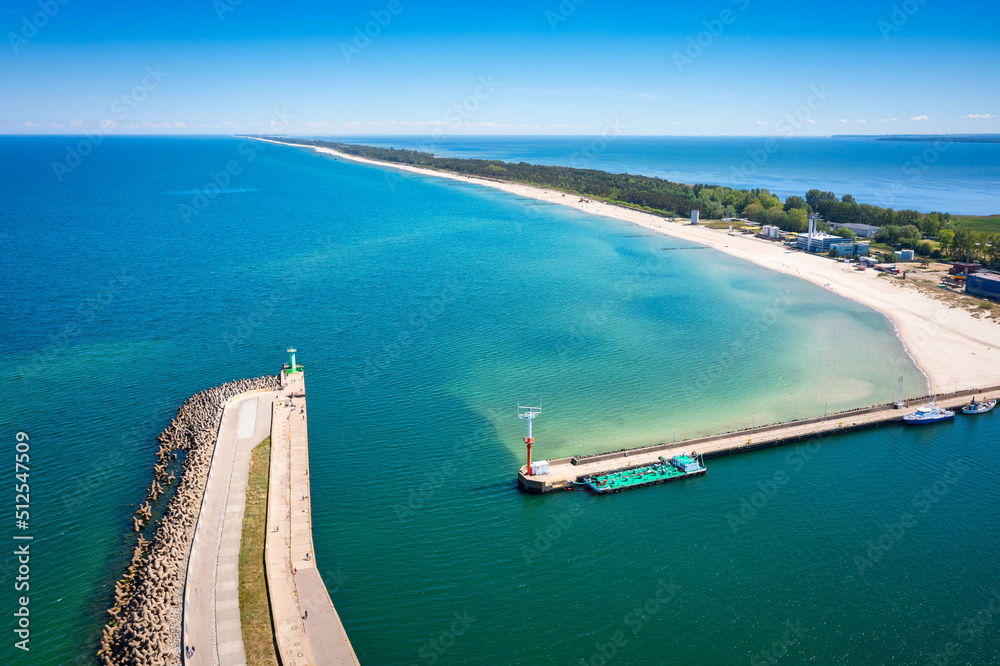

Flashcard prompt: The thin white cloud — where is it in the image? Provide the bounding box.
[24,121,38,127]
[223,121,237,127]
[964,113,996,119]
[755,121,767,126]
[70,120,84,127]
[806,119,818,124]
[307,121,331,127]
[910,115,929,121]
[344,121,362,127]
[837,119,848,124]
[46,122,64,127]
[174,121,187,128]
[857,119,867,123]
[875,118,898,122]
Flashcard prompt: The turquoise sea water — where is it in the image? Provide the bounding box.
[0,136,997,664]
[332,135,1000,215]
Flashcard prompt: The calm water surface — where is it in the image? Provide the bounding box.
[0,136,996,664]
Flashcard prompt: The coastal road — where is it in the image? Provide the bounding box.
[183,389,280,666]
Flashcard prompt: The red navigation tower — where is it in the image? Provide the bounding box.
[518,405,541,474]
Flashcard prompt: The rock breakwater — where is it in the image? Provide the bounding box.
[98,374,280,665]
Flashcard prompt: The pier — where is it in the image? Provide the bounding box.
[518,386,1000,493]
[265,364,359,666]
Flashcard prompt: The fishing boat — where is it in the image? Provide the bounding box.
[962,398,997,415]
[903,399,955,424]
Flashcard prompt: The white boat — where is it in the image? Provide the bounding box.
[903,399,956,424]
[962,399,997,415]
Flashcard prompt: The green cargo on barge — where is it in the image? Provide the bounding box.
[581,454,706,494]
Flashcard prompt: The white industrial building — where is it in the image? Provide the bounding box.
[797,214,854,253]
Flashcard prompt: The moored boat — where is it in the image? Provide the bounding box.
[962,398,997,415]
[903,399,955,424]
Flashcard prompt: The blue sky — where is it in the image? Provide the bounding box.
[2,0,998,136]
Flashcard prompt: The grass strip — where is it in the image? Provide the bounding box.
[239,436,279,665]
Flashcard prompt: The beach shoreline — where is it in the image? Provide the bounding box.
[251,137,1000,395]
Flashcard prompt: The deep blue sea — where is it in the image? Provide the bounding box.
[328,135,1000,216]
[0,136,997,665]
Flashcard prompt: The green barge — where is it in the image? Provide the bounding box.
[581,454,706,494]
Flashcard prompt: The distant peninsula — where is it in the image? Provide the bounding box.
[835,134,1000,144]
[252,136,952,235]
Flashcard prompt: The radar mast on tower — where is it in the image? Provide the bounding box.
[518,405,541,474]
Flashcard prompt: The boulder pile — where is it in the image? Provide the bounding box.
[98,374,280,665]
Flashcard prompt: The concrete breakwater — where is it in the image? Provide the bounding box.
[98,375,281,666]
[519,386,1000,493]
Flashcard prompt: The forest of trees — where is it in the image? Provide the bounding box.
[271,138,1000,267]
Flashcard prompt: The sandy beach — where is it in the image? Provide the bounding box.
[253,137,1000,395]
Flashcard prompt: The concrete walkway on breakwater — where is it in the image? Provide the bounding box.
[184,388,280,665]
[519,387,1000,493]
[266,368,359,666]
